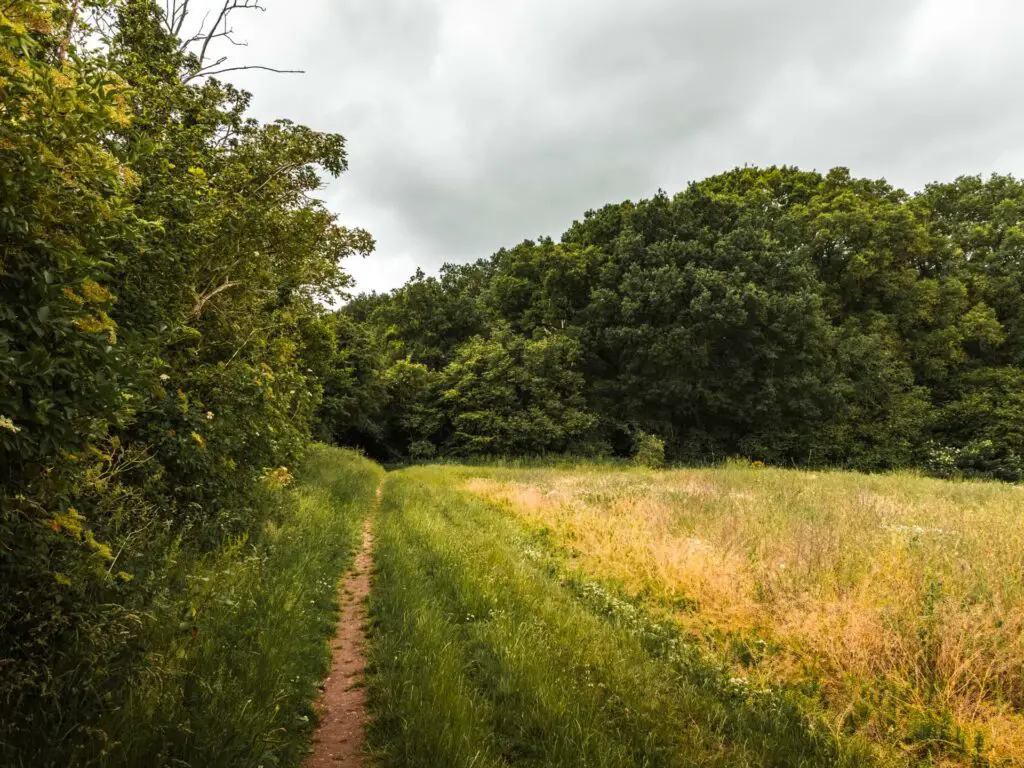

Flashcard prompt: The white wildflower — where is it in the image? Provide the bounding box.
[206,411,214,420]
[159,373,170,381]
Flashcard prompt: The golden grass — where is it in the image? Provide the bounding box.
[464,464,1024,764]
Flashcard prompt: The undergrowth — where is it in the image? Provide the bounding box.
[3,446,381,768]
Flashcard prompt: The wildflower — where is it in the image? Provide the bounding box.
[159,373,170,381]
[206,411,214,420]
[81,278,114,304]
[62,286,85,305]
[0,416,21,434]
[74,311,118,344]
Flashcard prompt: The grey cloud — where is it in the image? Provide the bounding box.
[205,0,1024,294]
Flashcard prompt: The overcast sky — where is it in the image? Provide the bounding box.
[192,0,1024,295]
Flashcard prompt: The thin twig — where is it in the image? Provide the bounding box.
[186,64,304,82]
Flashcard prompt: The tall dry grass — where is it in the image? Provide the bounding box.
[367,466,875,768]
[466,463,1024,763]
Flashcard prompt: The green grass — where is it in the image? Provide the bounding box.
[458,461,1024,764]
[88,446,382,768]
[27,451,1013,766]
[366,466,882,767]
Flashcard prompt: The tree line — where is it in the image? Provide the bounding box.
[323,168,1024,480]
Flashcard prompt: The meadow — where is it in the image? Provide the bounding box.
[14,449,1022,767]
[366,465,879,767]
[453,462,1024,765]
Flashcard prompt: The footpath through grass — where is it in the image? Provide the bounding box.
[366,466,882,768]
[85,446,382,768]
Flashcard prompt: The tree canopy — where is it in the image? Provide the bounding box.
[331,167,1024,480]
[0,2,369,759]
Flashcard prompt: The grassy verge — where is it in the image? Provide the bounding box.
[88,445,382,767]
[367,466,881,767]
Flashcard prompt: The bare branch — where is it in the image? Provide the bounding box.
[190,1,266,67]
[184,63,304,83]
[164,0,192,37]
[167,0,301,83]
[197,2,234,68]
[190,279,242,318]
[58,0,82,64]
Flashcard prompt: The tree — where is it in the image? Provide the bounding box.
[0,2,372,759]
[440,332,595,456]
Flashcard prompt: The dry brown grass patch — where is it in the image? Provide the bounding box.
[464,467,1024,764]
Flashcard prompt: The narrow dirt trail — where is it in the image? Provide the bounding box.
[305,483,381,768]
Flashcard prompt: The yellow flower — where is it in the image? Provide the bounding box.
[81,279,114,304]
[62,287,85,305]
[74,311,118,344]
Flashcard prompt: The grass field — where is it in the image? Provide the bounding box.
[37,453,1019,765]
[365,466,882,767]
[450,462,1024,766]
[358,461,1024,767]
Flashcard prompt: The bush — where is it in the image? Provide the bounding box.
[632,431,666,468]
[409,440,438,461]
[927,440,1024,483]
[0,6,371,763]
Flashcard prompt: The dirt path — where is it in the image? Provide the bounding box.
[305,503,377,768]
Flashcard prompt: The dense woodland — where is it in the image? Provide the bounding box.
[2,0,1024,764]
[332,170,1024,480]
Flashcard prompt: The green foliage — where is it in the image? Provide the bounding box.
[0,3,138,478]
[335,166,1024,480]
[930,367,1024,481]
[0,3,372,762]
[632,431,666,468]
[409,439,437,461]
[439,332,595,456]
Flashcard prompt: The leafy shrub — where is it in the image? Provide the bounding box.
[632,431,666,468]
[0,4,372,763]
[440,333,596,457]
[409,440,438,461]
[927,440,1024,482]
